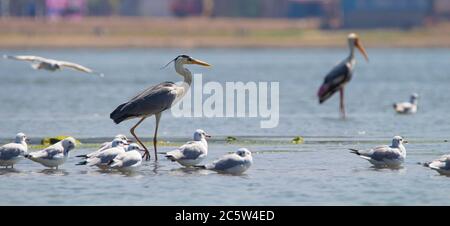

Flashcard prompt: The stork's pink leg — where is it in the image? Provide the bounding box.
[340,87,346,119]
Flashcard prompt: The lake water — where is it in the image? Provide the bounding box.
[1,48,450,205]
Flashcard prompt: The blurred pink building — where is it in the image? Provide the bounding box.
[46,0,85,20]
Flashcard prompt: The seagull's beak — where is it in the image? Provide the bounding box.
[355,39,369,62]
[191,58,211,67]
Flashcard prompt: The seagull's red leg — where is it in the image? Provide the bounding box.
[153,113,161,161]
[340,87,346,119]
[130,117,150,160]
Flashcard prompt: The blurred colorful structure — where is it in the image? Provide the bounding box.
[0,0,449,29]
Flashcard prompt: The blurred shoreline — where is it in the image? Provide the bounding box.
[1,17,450,49]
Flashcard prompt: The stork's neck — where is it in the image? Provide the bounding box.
[347,39,356,62]
[175,62,192,87]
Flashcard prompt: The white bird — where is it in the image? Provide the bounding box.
[350,136,407,168]
[108,143,143,171]
[423,154,450,175]
[197,148,253,175]
[3,55,104,77]
[165,129,210,167]
[0,133,29,168]
[393,93,419,114]
[25,137,77,169]
[76,139,128,169]
[76,135,129,159]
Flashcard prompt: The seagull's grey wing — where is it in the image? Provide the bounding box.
[112,152,141,168]
[110,82,178,122]
[57,61,104,77]
[179,142,205,160]
[0,144,23,160]
[369,146,400,161]
[3,55,47,62]
[208,154,243,171]
[40,147,64,159]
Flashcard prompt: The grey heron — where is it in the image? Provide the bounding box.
[165,129,210,167]
[349,136,407,168]
[0,133,29,168]
[317,33,369,118]
[110,55,211,161]
[3,55,104,77]
[393,93,419,114]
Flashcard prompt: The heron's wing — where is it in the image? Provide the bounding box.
[208,154,243,171]
[110,82,177,122]
[318,61,351,103]
[3,55,47,62]
[57,61,104,77]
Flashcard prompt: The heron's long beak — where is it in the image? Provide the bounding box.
[355,39,369,62]
[191,59,211,67]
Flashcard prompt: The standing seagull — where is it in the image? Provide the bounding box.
[110,55,211,161]
[197,148,253,175]
[350,136,407,168]
[393,93,419,114]
[317,33,369,118]
[3,55,104,77]
[165,129,210,167]
[25,137,76,169]
[0,133,29,168]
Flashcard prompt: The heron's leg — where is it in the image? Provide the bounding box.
[153,113,162,161]
[339,87,346,119]
[130,117,150,160]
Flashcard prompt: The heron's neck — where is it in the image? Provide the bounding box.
[175,63,192,87]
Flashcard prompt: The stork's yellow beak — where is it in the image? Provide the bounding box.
[191,59,211,67]
[355,39,369,62]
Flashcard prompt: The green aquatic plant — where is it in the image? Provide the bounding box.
[226,136,237,143]
[41,136,82,146]
[291,136,304,144]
